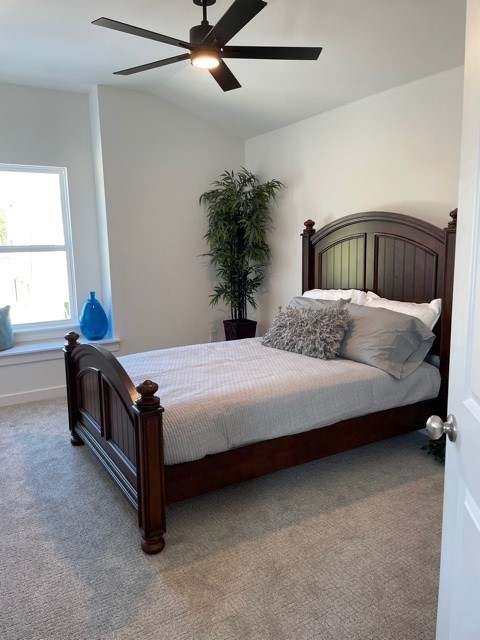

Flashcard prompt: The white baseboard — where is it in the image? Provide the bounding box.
[0,385,67,407]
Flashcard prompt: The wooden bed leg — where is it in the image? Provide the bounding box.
[63,331,84,447]
[70,432,84,446]
[133,380,166,555]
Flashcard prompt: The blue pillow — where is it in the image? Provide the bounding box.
[0,305,14,351]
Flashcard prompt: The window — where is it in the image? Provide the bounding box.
[0,164,76,331]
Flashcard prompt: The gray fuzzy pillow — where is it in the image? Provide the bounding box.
[262,302,350,359]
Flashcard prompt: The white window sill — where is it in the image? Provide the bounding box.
[12,323,83,343]
[0,336,121,366]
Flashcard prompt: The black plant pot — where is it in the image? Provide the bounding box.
[223,319,257,341]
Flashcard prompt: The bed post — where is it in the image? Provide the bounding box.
[302,219,315,293]
[133,380,166,555]
[440,208,457,400]
[64,331,84,446]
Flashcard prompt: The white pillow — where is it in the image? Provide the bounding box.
[365,291,441,330]
[303,288,367,306]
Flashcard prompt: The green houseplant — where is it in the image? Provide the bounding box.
[200,168,283,340]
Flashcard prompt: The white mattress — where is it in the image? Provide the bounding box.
[118,338,440,465]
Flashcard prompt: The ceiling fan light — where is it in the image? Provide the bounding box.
[191,50,220,69]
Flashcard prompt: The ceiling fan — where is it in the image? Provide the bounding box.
[92,0,322,92]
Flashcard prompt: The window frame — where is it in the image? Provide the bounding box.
[0,163,77,339]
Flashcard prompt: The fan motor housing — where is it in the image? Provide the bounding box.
[190,23,215,44]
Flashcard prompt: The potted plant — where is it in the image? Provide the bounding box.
[200,168,284,340]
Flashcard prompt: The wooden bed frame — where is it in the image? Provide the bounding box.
[64,209,457,554]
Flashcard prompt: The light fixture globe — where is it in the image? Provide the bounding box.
[191,49,221,69]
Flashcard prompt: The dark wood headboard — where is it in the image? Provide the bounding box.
[301,210,457,397]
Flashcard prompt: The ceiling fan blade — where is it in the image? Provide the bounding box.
[203,0,267,46]
[209,60,241,91]
[114,53,190,76]
[92,17,193,50]
[222,46,322,60]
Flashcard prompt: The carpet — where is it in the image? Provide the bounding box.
[0,398,443,640]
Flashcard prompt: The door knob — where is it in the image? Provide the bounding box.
[426,414,458,443]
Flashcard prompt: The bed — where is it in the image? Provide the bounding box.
[64,209,457,554]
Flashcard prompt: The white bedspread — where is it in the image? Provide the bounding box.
[118,338,440,465]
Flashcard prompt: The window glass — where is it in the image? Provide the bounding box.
[0,252,70,324]
[0,171,65,246]
[0,165,75,328]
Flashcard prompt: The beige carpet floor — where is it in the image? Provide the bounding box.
[0,398,443,640]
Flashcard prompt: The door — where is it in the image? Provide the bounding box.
[434,1,480,637]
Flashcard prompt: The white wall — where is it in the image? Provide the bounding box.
[94,86,245,355]
[0,83,103,307]
[0,83,103,404]
[0,83,244,404]
[245,67,464,331]
[0,67,464,404]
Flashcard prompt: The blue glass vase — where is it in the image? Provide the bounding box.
[79,292,109,340]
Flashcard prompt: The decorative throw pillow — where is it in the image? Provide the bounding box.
[262,302,350,359]
[0,305,14,351]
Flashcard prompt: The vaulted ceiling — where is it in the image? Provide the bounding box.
[0,0,466,138]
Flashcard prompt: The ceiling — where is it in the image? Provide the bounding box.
[0,0,466,139]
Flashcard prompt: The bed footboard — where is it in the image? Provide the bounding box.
[64,332,166,554]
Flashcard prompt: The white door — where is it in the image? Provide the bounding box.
[432,1,480,638]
